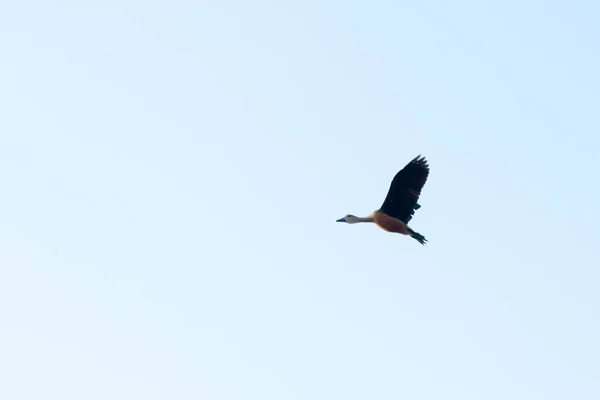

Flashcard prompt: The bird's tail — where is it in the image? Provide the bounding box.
[407,227,427,245]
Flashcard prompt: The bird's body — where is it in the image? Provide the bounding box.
[372,210,409,234]
[337,155,430,245]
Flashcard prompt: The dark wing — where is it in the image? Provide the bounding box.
[379,155,429,223]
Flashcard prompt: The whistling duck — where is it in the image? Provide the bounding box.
[337,155,430,245]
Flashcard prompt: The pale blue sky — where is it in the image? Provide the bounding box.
[1,1,599,399]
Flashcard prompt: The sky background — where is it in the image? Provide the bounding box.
[1,1,599,399]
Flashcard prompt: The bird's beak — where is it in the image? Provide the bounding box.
[336,218,346,223]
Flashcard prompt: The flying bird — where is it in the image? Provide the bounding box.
[336,155,430,245]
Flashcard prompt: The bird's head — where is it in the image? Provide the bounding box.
[336,214,360,224]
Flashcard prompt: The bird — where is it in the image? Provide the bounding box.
[336,155,430,245]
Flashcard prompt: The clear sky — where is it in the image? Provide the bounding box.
[1,1,599,399]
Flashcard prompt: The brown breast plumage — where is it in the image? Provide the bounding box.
[373,211,408,234]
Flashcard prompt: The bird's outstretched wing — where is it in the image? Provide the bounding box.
[379,155,429,223]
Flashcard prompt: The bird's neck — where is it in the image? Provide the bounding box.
[356,215,375,223]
